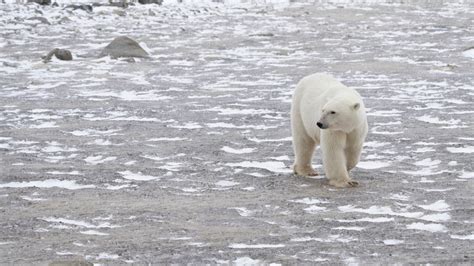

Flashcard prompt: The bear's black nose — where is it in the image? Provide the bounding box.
[317,122,323,128]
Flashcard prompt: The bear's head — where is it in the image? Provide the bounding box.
[317,98,362,133]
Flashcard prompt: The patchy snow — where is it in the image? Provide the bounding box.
[221,146,256,154]
[406,223,447,233]
[304,205,327,214]
[0,179,95,190]
[225,161,291,173]
[418,200,450,212]
[383,239,405,245]
[229,243,285,249]
[290,198,328,205]
[447,146,474,154]
[357,161,391,169]
[80,230,109,236]
[215,180,240,187]
[338,205,423,219]
[450,234,474,240]
[118,171,160,181]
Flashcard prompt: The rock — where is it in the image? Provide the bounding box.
[49,261,93,266]
[26,16,51,25]
[65,4,93,12]
[138,0,163,4]
[27,0,51,5]
[42,48,73,62]
[99,36,149,59]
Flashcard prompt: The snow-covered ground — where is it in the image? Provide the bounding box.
[0,0,473,264]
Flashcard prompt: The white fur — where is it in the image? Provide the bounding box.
[291,73,368,188]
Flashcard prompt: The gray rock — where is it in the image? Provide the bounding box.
[27,0,51,5]
[42,48,73,62]
[138,0,163,4]
[26,16,51,25]
[65,4,93,13]
[99,36,149,59]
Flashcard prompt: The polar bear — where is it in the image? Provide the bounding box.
[291,73,368,188]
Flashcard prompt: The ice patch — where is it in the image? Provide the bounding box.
[84,156,117,165]
[96,253,120,260]
[215,180,240,187]
[206,107,273,115]
[221,146,256,154]
[332,226,365,231]
[419,213,451,222]
[290,198,328,205]
[80,230,109,236]
[462,48,474,59]
[42,217,119,229]
[304,205,327,214]
[447,146,474,154]
[119,171,160,181]
[0,179,95,190]
[230,207,255,217]
[418,200,450,212]
[416,115,460,125]
[459,171,474,179]
[234,257,261,266]
[29,121,59,128]
[337,217,394,223]
[450,234,474,240]
[407,222,447,233]
[357,161,390,169]
[77,89,172,101]
[414,158,441,167]
[383,239,404,245]
[229,243,285,249]
[339,205,423,219]
[248,137,292,143]
[47,171,83,176]
[225,161,290,173]
[147,137,188,141]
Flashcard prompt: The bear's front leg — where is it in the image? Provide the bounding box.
[345,143,363,172]
[321,131,359,188]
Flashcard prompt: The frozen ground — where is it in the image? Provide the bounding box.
[0,0,473,264]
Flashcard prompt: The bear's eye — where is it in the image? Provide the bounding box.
[330,111,336,114]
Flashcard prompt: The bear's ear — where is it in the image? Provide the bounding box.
[353,103,360,110]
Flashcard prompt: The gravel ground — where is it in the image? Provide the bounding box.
[0,1,473,265]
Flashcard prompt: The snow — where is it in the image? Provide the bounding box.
[447,146,474,154]
[290,198,328,205]
[80,230,109,236]
[418,200,450,212]
[229,243,285,249]
[462,48,474,59]
[357,161,391,169]
[338,205,424,219]
[119,171,160,181]
[304,205,327,214]
[406,223,447,233]
[221,146,256,154]
[0,179,95,190]
[225,161,291,173]
[383,239,404,245]
[450,234,474,240]
[215,180,240,187]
